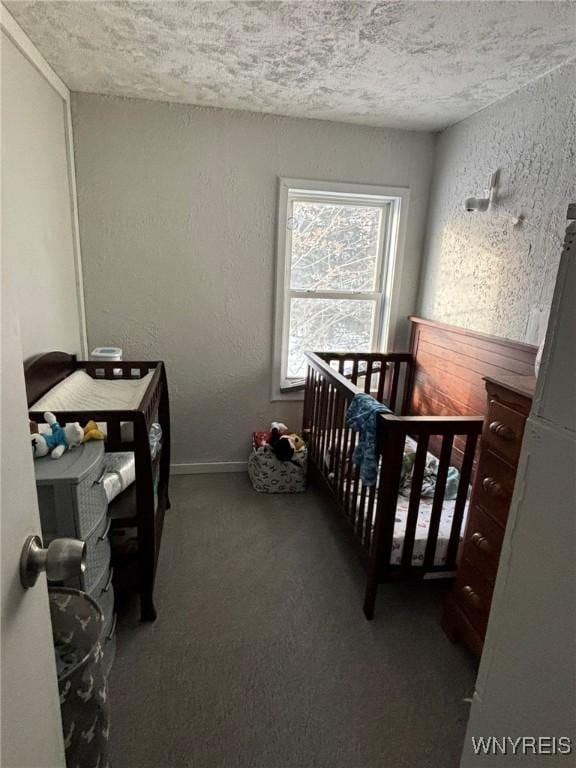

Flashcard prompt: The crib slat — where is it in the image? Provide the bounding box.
[363,477,378,553]
[357,482,368,538]
[364,360,373,394]
[309,372,320,461]
[445,431,479,568]
[344,429,357,520]
[389,360,401,411]
[317,377,329,466]
[351,360,359,385]
[376,361,387,404]
[307,371,315,460]
[349,466,362,526]
[302,365,313,436]
[325,384,337,477]
[318,379,329,466]
[331,361,347,486]
[423,433,454,568]
[401,434,430,568]
[315,373,325,464]
[331,391,345,482]
[337,416,352,504]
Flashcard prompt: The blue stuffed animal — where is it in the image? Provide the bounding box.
[31,412,84,460]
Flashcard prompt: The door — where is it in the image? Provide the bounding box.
[1,270,65,765]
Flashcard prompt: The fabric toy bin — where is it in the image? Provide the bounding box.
[49,587,111,768]
[248,432,307,493]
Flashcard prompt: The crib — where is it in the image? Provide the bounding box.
[302,317,536,619]
[25,352,171,622]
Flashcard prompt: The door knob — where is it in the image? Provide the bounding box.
[20,535,86,589]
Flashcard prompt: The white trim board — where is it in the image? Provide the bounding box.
[1,5,88,357]
[171,462,248,475]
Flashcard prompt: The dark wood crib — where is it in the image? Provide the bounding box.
[302,317,536,619]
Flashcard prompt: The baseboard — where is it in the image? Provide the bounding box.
[170,461,248,475]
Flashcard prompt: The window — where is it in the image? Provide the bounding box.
[273,179,408,399]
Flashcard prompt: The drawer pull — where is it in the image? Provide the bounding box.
[106,614,117,642]
[489,421,516,441]
[98,519,112,541]
[482,476,508,499]
[93,468,107,485]
[103,568,114,593]
[461,585,481,609]
[471,532,491,554]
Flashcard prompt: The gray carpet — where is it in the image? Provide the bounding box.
[110,474,476,768]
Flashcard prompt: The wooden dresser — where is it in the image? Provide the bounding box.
[442,373,535,657]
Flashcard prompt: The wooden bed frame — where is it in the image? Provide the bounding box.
[303,316,536,619]
[25,352,171,622]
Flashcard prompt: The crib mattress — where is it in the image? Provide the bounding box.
[345,484,468,567]
[324,436,467,566]
[31,370,154,413]
[389,494,467,567]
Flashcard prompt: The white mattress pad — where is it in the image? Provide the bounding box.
[31,370,154,412]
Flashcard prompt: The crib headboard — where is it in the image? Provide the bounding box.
[24,351,77,407]
[407,317,537,419]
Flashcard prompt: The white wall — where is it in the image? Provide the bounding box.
[461,215,576,766]
[71,94,435,467]
[1,31,85,359]
[419,62,576,344]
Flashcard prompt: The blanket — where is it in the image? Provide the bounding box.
[345,393,391,486]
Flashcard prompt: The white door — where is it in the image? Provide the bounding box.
[1,271,65,765]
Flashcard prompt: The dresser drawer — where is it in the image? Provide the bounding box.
[462,505,505,582]
[454,559,494,635]
[484,399,526,465]
[473,449,515,527]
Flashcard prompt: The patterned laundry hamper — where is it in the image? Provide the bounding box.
[248,432,308,493]
[49,587,111,768]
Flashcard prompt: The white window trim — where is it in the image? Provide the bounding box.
[272,178,410,402]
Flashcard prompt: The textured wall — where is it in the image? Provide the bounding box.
[419,62,576,343]
[2,33,82,359]
[72,94,435,466]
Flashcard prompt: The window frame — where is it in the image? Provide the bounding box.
[272,178,409,401]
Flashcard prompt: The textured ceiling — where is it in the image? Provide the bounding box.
[4,0,576,130]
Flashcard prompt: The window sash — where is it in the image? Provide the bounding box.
[283,295,380,384]
[287,196,388,295]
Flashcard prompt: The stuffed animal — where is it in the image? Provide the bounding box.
[31,412,84,459]
[269,422,305,462]
[83,420,105,442]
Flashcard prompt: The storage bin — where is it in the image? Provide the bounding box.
[90,347,123,361]
[49,587,111,768]
[248,432,307,493]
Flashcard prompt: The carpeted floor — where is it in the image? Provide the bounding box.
[110,473,476,768]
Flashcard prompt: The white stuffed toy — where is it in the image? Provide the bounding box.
[31,412,84,460]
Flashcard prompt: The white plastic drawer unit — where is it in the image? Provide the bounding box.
[35,439,113,599]
[35,440,108,542]
[34,440,116,674]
